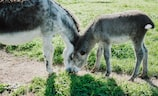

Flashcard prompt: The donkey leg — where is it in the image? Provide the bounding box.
[43,35,54,74]
[91,45,103,73]
[103,44,111,76]
[140,43,149,79]
[62,35,77,73]
[129,43,144,81]
[64,44,79,73]
[63,44,74,72]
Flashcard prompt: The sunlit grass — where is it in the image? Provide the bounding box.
[7,72,158,96]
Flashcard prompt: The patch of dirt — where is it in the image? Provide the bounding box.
[0,50,48,84]
[0,50,157,87]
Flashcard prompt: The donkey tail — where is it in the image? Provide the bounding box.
[145,24,154,29]
[144,17,155,30]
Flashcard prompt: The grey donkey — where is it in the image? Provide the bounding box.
[0,0,80,74]
[71,10,154,81]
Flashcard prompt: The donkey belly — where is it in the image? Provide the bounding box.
[110,36,130,44]
[0,27,41,45]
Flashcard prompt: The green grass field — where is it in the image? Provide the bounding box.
[1,0,158,95]
[2,73,158,96]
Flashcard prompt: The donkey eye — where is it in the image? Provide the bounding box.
[80,50,86,55]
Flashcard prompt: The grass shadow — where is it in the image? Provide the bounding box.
[150,85,158,96]
[143,78,158,95]
[45,73,57,96]
[69,74,125,96]
[143,78,158,88]
[29,72,158,96]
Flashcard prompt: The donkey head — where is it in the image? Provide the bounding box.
[70,36,90,70]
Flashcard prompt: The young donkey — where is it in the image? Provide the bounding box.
[0,0,80,74]
[71,10,154,81]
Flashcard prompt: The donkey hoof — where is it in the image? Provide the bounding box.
[139,75,149,80]
[74,68,80,73]
[128,77,135,82]
[66,67,79,74]
[48,72,55,77]
[47,69,54,75]
[66,67,73,73]
[128,78,134,82]
[105,72,110,77]
[91,67,97,73]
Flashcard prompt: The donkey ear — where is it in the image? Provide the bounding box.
[80,50,86,55]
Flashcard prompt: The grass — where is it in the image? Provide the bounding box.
[0,84,8,93]
[3,72,157,96]
[1,0,158,95]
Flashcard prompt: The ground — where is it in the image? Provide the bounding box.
[0,50,48,85]
[0,50,158,87]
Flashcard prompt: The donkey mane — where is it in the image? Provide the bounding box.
[52,1,80,45]
[54,1,80,32]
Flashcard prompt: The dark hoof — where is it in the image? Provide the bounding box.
[66,67,73,73]
[128,78,134,82]
[66,67,78,74]
[91,67,97,73]
[139,75,149,80]
[48,72,55,77]
[105,72,110,77]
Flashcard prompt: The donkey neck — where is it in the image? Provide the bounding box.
[51,0,80,45]
[82,27,96,53]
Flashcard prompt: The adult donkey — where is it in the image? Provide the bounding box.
[0,0,80,74]
[71,10,154,81]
